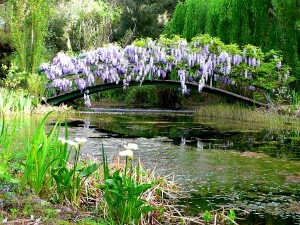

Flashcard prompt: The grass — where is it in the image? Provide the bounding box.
[196,103,300,127]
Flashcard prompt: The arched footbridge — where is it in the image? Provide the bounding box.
[43,80,269,108]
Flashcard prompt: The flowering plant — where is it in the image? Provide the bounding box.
[52,136,99,205]
[40,34,292,106]
[100,144,154,224]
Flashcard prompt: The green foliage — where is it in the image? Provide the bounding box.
[183,0,208,41]
[0,88,33,114]
[251,50,293,94]
[196,103,297,125]
[191,34,226,54]
[202,209,236,224]
[112,0,177,45]
[21,112,99,205]
[165,2,186,35]
[0,117,20,184]
[1,63,27,89]
[203,210,212,221]
[124,86,157,106]
[132,38,148,47]
[100,147,154,225]
[169,34,291,98]
[26,73,47,98]
[124,86,183,109]
[289,89,300,107]
[21,112,63,195]
[92,89,126,102]
[51,141,99,205]
[229,209,236,221]
[8,0,49,73]
[48,0,119,52]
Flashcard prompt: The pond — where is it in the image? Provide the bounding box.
[53,110,300,225]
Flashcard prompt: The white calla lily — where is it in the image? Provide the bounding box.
[124,143,138,150]
[75,137,87,144]
[119,150,134,158]
[58,137,67,144]
[66,140,79,149]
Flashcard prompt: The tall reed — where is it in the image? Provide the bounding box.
[21,111,99,204]
[0,88,33,115]
[196,104,295,126]
[0,116,20,183]
[289,89,300,108]
[21,112,64,195]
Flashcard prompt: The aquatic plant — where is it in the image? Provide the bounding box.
[100,144,154,225]
[20,112,99,205]
[21,112,63,195]
[203,208,238,225]
[51,137,99,205]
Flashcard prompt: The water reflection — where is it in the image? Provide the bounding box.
[197,139,204,149]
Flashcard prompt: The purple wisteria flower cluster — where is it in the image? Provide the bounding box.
[40,35,288,107]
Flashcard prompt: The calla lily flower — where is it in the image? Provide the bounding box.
[58,137,67,144]
[119,150,134,158]
[66,140,79,149]
[75,137,87,144]
[124,143,138,150]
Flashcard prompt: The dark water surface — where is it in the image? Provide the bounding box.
[56,111,300,225]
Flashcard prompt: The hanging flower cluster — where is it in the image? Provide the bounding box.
[40,34,291,106]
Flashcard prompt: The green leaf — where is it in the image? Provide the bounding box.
[229,209,236,220]
[203,211,212,221]
[134,183,152,195]
[141,205,155,213]
[10,178,20,184]
[79,163,99,178]
[105,178,120,189]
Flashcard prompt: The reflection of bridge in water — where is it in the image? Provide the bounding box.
[43,80,268,107]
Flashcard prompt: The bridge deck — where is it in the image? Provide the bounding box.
[43,80,268,108]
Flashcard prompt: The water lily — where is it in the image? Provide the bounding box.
[119,150,134,158]
[124,143,138,150]
[75,137,87,144]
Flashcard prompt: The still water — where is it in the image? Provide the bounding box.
[58,110,300,225]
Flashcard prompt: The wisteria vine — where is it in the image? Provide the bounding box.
[40,34,292,106]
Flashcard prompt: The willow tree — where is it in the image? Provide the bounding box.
[8,0,48,73]
[182,0,208,41]
[166,0,300,78]
[165,1,186,35]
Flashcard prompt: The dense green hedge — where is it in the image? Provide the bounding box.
[166,0,300,78]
